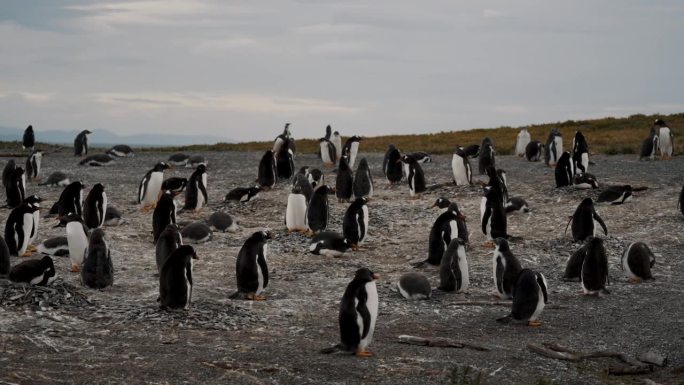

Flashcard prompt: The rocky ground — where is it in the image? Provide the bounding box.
[0,148,682,385]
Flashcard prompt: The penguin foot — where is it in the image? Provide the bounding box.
[20,250,33,257]
[482,241,494,248]
[355,350,373,357]
[628,277,642,284]
[527,320,542,327]
[27,244,37,252]
[70,265,79,273]
[245,293,266,301]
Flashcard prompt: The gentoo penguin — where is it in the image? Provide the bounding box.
[438,238,469,293]
[478,137,496,175]
[184,164,208,211]
[3,159,17,188]
[401,154,426,199]
[4,203,38,257]
[554,152,575,188]
[180,222,212,244]
[322,267,379,357]
[293,173,314,203]
[25,150,42,180]
[207,211,238,233]
[597,185,633,205]
[384,145,403,184]
[81,228,113,289]
[9,256,56,285]
[497,269,548,327]
[430,197,451,213]
[563,239,590,281]
[272,123,291,155]
[505,197,530,214]
[580,237,609,296]
[78,154,115,167]
[573,173,599,189]
[230,231,274,301]
[161,177,188,195]
[310,168,324,188]
[138,162,170,211]
[62,213,89,272]
[308,184,331,233]
[353,158,374,199]
[24,195,42,250]
[107,144,135,157]
[39,171,70,187]
[463,144,480,158]
[525,141,544,162]
[451,147,472,185]
[57,181,85,218]
[486,166,507,204]
[545,128,563,166]
[655,119,674,160]
[104,206,123,226]
[342,136,362,169]
[679,185,684,217]
[639,127,659,161]
[257,150,277,189]
[336,156,354,202]
[159,245,198,310]
[294,166,313,185]
[152,191,177,242]
[6,167,26,208]
[309,231,351,257]
[409,152,432,163]
[343,197,369,250]
[23,125,35,151]
[621,242,655,283]
[37,236,69,257]
[324,124,332,140]
[396,272,431,300]
[319,138,337,166]
[419,202,466,267]
[168,153,190,167]
[276,141,295,179]
[74,130,91,156]
[0,236,10,276]
[481,186,508,242]
[83,183,107,229]
[492,238,522,299]
[572,131,589,173]
[286,183,309,233]
[568,198,607,242]
[156,224,182,272]
[332,130,343,160]
[187,155,208,168]
[515,128,531,157]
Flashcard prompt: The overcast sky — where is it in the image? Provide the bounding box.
[1,0,683,143]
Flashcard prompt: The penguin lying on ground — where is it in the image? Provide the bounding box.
[39,171,70,187]
[79,154,115,167]
[37,236,69,257]
[107,144,134,157]
[396,272,431,300]
[409,152,432,163]
[9,256,56,285]
[187,155,207,168]
[168,153,190,167]
[597,185,633,205]
[207,212,238,232]
[180,222,212,244]
[104,206,124,226]
[225,186,260,203]
[573,173,599,189]
[497,269,548,327]
[621,242,655,283]
[230,231,274,301]
[309,231,351,257]
[505,197,530,214]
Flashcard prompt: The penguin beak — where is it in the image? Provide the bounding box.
[266,231,275,240]
[371,273,380,280]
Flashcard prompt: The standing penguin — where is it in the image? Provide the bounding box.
[342,136,362,169]
[138,162,170,212]
[486,166,507,204]
[563,238,591,281]
[286,183,309,233]
[353,158,374,199]
[293,173,314,203]
[62,213,89,272]
[478,137,496,175]
[159,245,198,310]
[417,202,465,267]
[336,156,354,202]
[184,164,208,211]
[515,128,531,157]
[276,141,295,179]
[481,186,508,242]
[451,147,472,185]
[621,242,655,283]
[83,183,107,229]
[322,268,379,357]
[492,238,523,299]
[438,238,469,293]
[25,150,42,180]
[9,256,56,286]
[230,231,274,301]
[6,167,26,209]
[257,150,277,189]
[567,198,607,242]
[81,228,113,289]
[342,197,369,250]
[319,138,337,166]
[545,128,563,166]
[23,125,35,151]
[74,130,91,156]
[3,159,17,189]
[655,119,674,159]
[308,185,331,233]
[384,145,403,184]
[572,131,589,173]
[153,191,177,242]
[24,195,42,251]
[156,224,183,272]
[639,127,659,161]
[4,203,39,257]
[554,152,575,188]
[331,130,342,160]
[401,155,426,199]
[272,123,291,155]
[0,236,10,276]
[497,269,548,327]
[580,237,609,296]
[57,181,85,217]
[525,141,544,162]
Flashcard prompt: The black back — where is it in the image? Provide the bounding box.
[159,245,196,309]
[525,141,544,162]
[9,256,55,285]
[258,150,277,188]
[439,238,465,291]
[153,192,177,242]
[4,203,37,255]
[156,224,182,273]
[83,183,106,229]
[235,231,271,294]
[276,142,295,179]
[482,187,507,239]
[385,146,403,183]
[74,130,90,156]
[336,156,354,201]
[162,177,188,193]
[307,185,330,233]
[6,167,25,208]
[57,181,84,217]
[353,158,373,198]
[81,228,113,289]
[0,235,10,276]
[2,159,16,188]
[581,237,609,292]
[427,206,460,265]
[184,165,208,210]
[564,240,589,281]
[293,174,314,202]
[571,198,607,241]
[494,238,522,298]
[511,269,547,321]
[626,242,655,280]
[478,137,495,175]
[338,268,376,351]
[342,198,368,245]
[403,156,426,194]
[554,152,574,187]
[23,125,35,149]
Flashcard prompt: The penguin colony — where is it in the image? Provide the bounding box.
[0,120,680,361]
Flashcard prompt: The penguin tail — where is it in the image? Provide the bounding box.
[496,315,513,324]
[228,291,241,300]
[320,344,342,354]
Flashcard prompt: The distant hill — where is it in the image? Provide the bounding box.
[0,126,233,147]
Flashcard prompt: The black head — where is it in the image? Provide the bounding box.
[399,154,414,163]
[40,255,55,268]
[481,137,493,146]
[351,135,362,142]
[164,223,180,232]
[23,195,42,206]
[254,230,275,243]
[195,164,207,173]
[84,130,92,135]
[249,186,262,196]
[493,237,510,252]
[27,125,33,132]
[92,183,105,192]
[154,162,171,172]
[355,197,368,206]
[334,131,340,135]
[579,197,594,208]
[58,212,84,226]
[485,166,497,178]
[67,181,85,190]
[654,119,666,127]
[431,197,450,209]
[13,167,25,177]
[387,144,396,151]
[354,267,379,282]
[358,158,369,170]
[89,228,106,243]
[176,244,199,260]
[448,202,465,219]
[587,236,604,250]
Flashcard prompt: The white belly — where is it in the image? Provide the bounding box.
[553,137,563,162]
[581,153,589,172]
[349,142,359,168]
[516,134,530,156]
[184,259,193,309]
[320,143,332,164]
[359,281,378,349]
[332,136,342,159]
[659,128,672,155]
[286,194,308,231]
[452,155,468,185]
[457,248,469,292]
[530,286,546,321]
[142,172,163,205]
[360,205,369,243]
[66,222,89,266]
[19,214,33,254]
[30,211,40,244]
[99,193,108,227]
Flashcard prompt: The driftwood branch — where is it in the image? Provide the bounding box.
[398,335,490,351]
[528,342,654,375]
